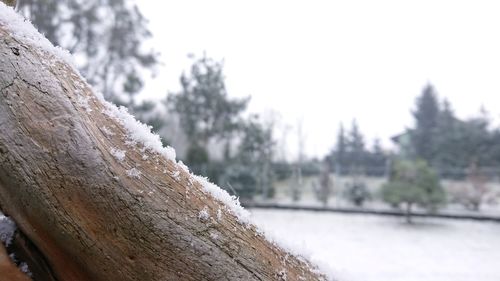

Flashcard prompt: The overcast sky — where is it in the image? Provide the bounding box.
[137,0,500,159]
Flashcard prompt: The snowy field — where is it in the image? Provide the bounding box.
[251,209,500,281]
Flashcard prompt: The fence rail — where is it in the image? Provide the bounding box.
[244,202,500,223]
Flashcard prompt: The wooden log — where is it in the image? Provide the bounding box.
[0,14,327,281]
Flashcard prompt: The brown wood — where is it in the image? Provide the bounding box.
[0,242,32,281]
[0,23,326,281]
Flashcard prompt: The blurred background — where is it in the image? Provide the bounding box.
[18,1,500,280]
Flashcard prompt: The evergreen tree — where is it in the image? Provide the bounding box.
[347,119,366,171]
[411,84,440,164]
[167,54,249,168]
[230,116,276,199]
[367,138,387,176]
[19,0,158,100]
[434,99,461,173]
[381,160,446,223]
[331,123,347,171]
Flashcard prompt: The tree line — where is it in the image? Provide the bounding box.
[23,0,500,204]
[328,84,500,179]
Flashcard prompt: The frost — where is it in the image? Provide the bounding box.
[209,232,219,240]
[194,176,251,224]
[216,209,223,221]
[76,95,92,113]
[171,170,181,181]
[102,126,115,136]
[19,262,32,277]
[178,161,190,173]
[110,148,126,162]
[126,168,141,179]
[0,2,77,70]
[276,269,287,281]
[103,104,176,161]
[142,155,149,161]
[0,215,16,246]
[198,206,210,222]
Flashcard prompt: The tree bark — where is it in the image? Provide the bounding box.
[0,23,326,281]
[0,242,32,281]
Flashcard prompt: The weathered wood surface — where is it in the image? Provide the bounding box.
[0,23,326,281]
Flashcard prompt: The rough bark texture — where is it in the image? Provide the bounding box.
[0,23,326,281]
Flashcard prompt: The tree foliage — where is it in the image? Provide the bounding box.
[382,160,446,223]
[407,84,500,176]
[329,121,388,176]
[167,55,249,162]
[411,84,440,164]
[225,116,276,199]
[19,0,158,100]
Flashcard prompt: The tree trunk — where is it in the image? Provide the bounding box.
[0,20,326,281]
[405,202,413,224]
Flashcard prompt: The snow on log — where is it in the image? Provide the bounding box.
[0,4,329,281]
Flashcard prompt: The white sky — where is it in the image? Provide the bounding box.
[137,0,500,159]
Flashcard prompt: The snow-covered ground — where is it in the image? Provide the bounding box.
[251,209,500,281]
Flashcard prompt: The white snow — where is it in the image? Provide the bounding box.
[0,215,16,246]
[76,95,92,113]
[0,2,76,69]
[110,148,126,162]
[178,161,190,173]
[19,262,32,277]
[126,168,141,179]
[171,170,181,181]
[198,206,210,222]
[216,209,223,221]
[103,105,176,162]
[251,209,500,281]
[101,126,115,137]
[194,175,251,224]
[209,231,219,240]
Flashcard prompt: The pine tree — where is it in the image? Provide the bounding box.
[167,54,249,168]
[411,84,440,164]
[331,123,347,172]
[347,119,366,171]
[368,138,387,176]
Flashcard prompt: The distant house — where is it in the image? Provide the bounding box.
[391,130,414,160]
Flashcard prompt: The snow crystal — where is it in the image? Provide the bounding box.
[216,209,223,221]
[0,215,16,246]
[101,126,115,136]
[103,105,176,162]
[194,176,251,224]
[198,206,210,222]
[0,3,77,69]
[277,269,287,281]
[76,95,92,113]
[178,161,190,173]
[126,168,141,179]
[209,232,219,240]
[171,170,181,182]
[19,262,32,277]
[110,148,126,162]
